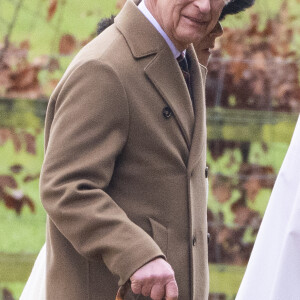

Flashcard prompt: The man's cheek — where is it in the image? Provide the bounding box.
[213,2,226,17]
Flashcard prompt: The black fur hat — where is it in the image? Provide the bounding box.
[97,15,115,35]
[219,0,255,21]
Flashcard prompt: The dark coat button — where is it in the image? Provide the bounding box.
[192,236,196,246]
[205,166,209,178]
[162,106,173,119]
[207,233,210,244]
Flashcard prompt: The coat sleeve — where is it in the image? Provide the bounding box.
[40,59,165,285]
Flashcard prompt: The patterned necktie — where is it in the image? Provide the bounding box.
[177,53,192,96]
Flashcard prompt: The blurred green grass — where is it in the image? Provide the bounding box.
[210,264,246,298]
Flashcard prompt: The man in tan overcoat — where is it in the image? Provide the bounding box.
[40,0,226,299]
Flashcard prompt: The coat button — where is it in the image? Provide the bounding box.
[162,106,173,119]
[205,166,209,178]
[192,236,196,246]
[207,233,210,244]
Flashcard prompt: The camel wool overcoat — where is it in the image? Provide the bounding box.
[40,0,209,299]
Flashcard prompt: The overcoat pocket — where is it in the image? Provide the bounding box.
[148,217,168,258]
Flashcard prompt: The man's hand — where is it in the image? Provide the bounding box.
[130,258,178,300]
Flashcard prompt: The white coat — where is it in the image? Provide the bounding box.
[236,115,300,300]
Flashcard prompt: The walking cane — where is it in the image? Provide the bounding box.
[115,281,131,300]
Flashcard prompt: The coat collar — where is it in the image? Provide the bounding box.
[115,0,163,59]
[187,48,207,174]
[115,0,206,172]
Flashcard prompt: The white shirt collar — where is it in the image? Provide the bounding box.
[138,0,185,59]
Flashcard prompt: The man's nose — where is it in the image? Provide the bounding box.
[193,0,211,14]
[210,22,223,38]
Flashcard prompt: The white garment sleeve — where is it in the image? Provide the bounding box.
[236,115,300,300]
[20,244,46,300]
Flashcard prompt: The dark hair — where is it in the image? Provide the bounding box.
[97,0,256,35]
[219,0,255,21]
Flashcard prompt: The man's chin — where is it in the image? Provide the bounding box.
[176,29,206,46]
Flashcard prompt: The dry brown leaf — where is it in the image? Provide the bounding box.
[208,7,300,112]
[243,176,261,202]
[0,188,35,214]
[24,173,40,183]
[10,66,39,89]
[0,129,11,145]
[228,61,248,84]
[213,184,232,203]
[59,34,77,55]
[0,175,17,189]
[0,68,13,92]
[23,132,36,155]
[47,0,58,22]
[10,130,22,152]
[19,40,30,51]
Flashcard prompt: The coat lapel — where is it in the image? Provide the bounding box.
[115,0,194,149]
[187,47,207,174]
[144,49,194,148]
